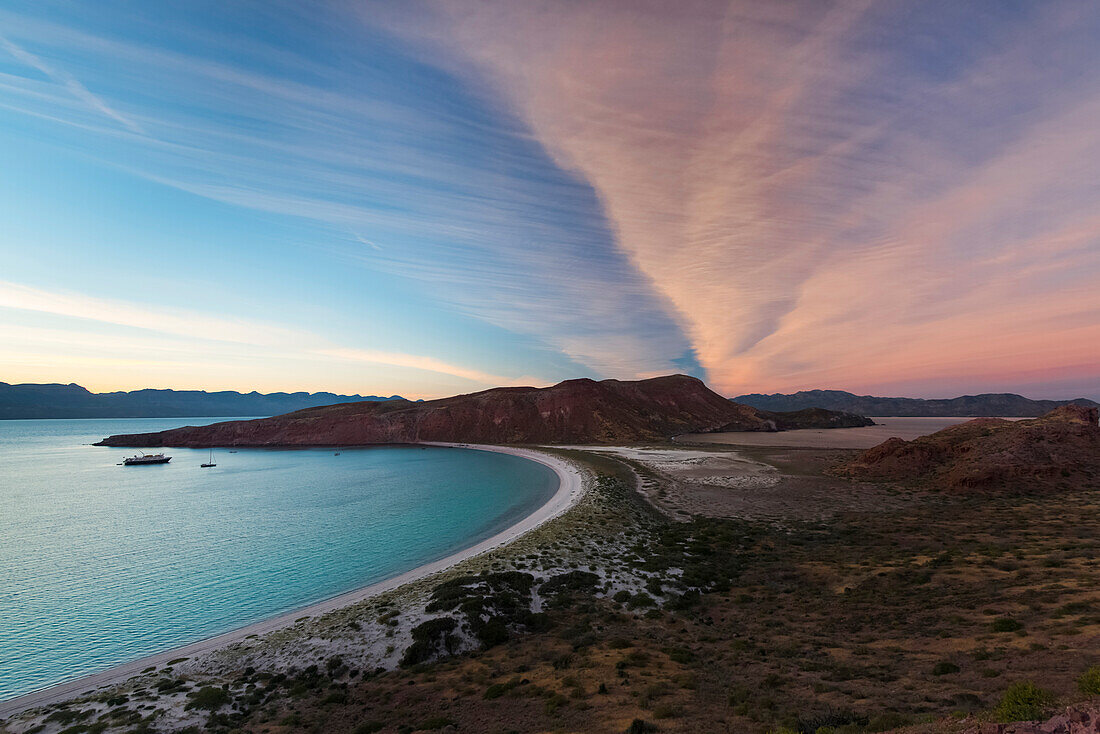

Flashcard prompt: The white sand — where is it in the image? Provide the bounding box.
[678,416,1006,449]
[0,443,584,719]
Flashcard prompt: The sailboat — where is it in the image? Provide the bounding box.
[201,448,216,468]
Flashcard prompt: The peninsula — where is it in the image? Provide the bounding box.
[94,375,870,448]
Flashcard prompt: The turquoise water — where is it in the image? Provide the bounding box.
[0,418,557,701]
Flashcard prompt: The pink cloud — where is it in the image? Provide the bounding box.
[374,1,1100,397]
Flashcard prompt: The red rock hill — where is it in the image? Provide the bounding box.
[835,405,1100,491]
[96,374,774,448]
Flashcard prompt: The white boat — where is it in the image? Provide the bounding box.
[121,453,171,466]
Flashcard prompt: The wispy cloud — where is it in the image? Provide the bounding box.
[0,33,142,133]
[0,7,693,380]
[377,0,1100,398]
[5,3,1098,399]
[318,348,542,388]
[0,281,542,393]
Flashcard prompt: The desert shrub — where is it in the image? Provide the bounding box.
[796,710,867,733]
[425,571,540,649]
[484,678,522,699]
[932,661,960,676]
[46,710,91,725]
[476,616,510,648]
[866,712,914,731]
[185,686,229,711]
[652,703,680,719]
[662,646,693,664]
[613,590,632,603]
[991,617,1023,633]
[539,570,599,596]
[418,716,454,730]
[552,653,575,670]
[627,593,656,609]
[1078,666,1100,695]
[401,617,457,667]
[993,681,1053,722]
[627,719,658,733]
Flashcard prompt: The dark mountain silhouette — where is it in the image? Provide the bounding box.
[0,382,405,420]
[733,389,1098,417]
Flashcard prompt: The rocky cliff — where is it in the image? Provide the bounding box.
[96,374,777,448]
[834,405,1100,491]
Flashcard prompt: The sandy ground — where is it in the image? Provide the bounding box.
[0,443,584,720]
[678,416,992,449]
[561,444,908,521]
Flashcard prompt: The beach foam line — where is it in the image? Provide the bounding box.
[0,444,584,719]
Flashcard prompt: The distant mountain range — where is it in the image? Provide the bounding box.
[733,389,1099,417]
[0,382,407,420]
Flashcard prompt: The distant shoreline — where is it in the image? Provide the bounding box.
[0,443,585,719]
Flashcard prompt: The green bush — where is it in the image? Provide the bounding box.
[932,661,960,676]
[993,681,1054,722]
[539,570,599,596]
[484,678,521,700]
[1079,666,1100,695]
[185,686,229,711]
[401,617,458,666]
[991,618,1023,633]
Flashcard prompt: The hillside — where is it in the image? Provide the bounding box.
[0,382,405,420]
[96,374,778,447]
[834,405,1100,491]
[734,389,1098,417]
[758,407,874,430]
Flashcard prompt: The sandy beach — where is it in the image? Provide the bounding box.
[0,443,584,720]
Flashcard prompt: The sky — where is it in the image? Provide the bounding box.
[1,0,1097,400]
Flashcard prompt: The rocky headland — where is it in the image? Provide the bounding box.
[834,405,1100,491]
[96,375,788,448]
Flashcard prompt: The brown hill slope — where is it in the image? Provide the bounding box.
[834,405,1100,491]
[96,374,776,448]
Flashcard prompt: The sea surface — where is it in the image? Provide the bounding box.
[0,418,558,701]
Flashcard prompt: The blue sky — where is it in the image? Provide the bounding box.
[0,0,698,397]
[2,1,1098,400]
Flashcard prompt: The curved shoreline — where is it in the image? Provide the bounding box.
[0,443,585,719]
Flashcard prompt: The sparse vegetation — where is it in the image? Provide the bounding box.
[1079,666,1100,695]
[184,685,229,711]
[9,446,1100,734]
[993,681,1054,722]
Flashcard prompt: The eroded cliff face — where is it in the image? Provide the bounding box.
[96,374,776,448]
[835,405,1100,492]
